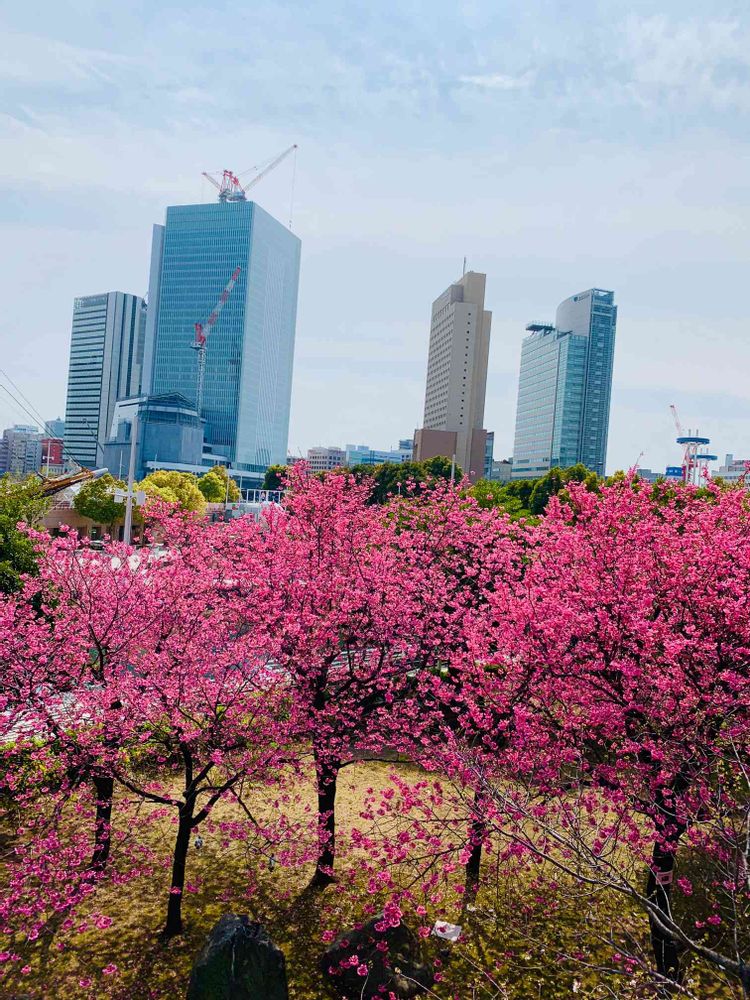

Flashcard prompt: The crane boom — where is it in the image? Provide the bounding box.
[191,267,242,417]
[202,145,298,203]
[243,145,297,193]
[669,404,684,438]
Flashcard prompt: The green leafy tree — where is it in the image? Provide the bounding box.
[352,457,466,505]
[422,455,463,482]
[0,476,50,592]
[197,472,224,503]
[73,473,127,533]
[468,479,524,518]
[262,465,287,491]
[140,470,206,514]
[502,476,535,512]
[529,464,600,515]
[203,464,240,502]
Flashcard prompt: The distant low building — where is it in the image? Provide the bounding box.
[484,432,495,479]
[306,447,346,473]
[717,454,749,484]
[488,458,513,483]
[637,467,684,483]
[0,425,42,478]
[344,442,413,466]
[40,438,65,477]
[304,441,414,472]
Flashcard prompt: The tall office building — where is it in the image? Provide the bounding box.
[413,271,492,480]
[142,199,301,475]
[511,288,617,480]
[63,293,146,467]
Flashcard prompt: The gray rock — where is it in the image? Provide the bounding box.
[320,914,434,998]
[187,914,288,1000]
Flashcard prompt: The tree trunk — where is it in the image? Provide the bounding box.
[646,842,680,993]
[163,798,195,937]
[90,775,114,871]
[312,750,340,886]
[465,792,486,889]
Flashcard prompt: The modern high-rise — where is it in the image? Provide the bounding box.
[63,293,147,467]
[142,199,301,475]
[414,271,492,481]
[511,288,617,480]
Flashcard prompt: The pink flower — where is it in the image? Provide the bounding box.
[357,964,369,977]
[102,963,118,975]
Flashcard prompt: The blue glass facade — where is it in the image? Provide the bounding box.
[512,290,617,479]
[145,200,300,472]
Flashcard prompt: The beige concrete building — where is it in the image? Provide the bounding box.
[306,446,346,473]
[414,271,492,481]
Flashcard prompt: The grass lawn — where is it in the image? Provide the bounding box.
[0,761,741,999]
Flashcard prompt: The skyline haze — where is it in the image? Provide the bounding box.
[2,1,749,475]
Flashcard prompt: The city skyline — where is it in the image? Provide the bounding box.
[3,1,750,474]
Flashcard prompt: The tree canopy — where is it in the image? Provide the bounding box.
[140,470,206,513]
[198,465,240,503]
[0,475,50,593]
[73,473,126,530]
[262,464,287,491]
[3,471,750,997]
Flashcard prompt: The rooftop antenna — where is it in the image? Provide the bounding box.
[462,256,467,277]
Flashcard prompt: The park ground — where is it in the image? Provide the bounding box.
[0,761,741,999]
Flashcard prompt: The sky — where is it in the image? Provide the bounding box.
[2,0,750,474]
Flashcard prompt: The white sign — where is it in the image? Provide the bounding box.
[432,921,462,942]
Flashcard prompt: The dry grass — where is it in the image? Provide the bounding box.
[0,762,740,999]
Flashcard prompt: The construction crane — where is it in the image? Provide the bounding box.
[191,267,242,417]
[202,145,298,203]
[669,404,716,485]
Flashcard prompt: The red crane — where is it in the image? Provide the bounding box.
[191,266,242,417]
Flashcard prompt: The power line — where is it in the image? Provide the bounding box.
[0,368,55,437]
[0,372,81,469]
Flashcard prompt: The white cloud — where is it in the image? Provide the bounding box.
[458,71,535,90]
[620,15,750,110]
[0,29,133,87]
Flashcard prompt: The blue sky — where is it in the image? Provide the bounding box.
[2,0,750,472]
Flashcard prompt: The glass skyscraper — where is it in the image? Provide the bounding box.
[142,200,300,474]
[63,292,146,468]
[511,289,617,479]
